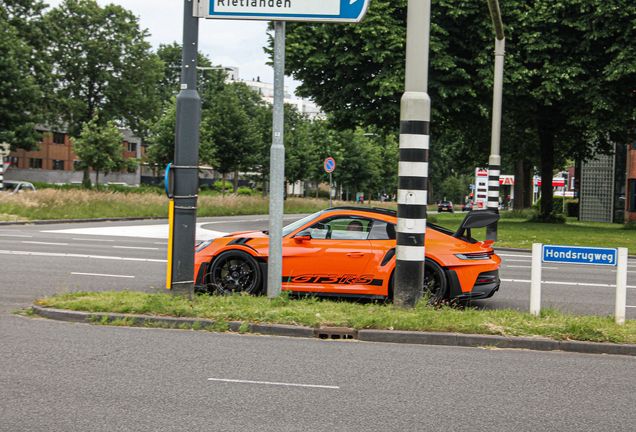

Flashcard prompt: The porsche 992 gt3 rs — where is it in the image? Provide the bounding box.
[194,207,501,302]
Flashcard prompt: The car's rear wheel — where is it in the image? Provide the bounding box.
[208,250,262,295]
[424,260,448,304]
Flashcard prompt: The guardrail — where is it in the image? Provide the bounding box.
[530,243,628,324]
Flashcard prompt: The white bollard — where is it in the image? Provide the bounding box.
[615,247,627,325]
[530,243,542,316]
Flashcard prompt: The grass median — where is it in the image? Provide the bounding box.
[30,291,636,344]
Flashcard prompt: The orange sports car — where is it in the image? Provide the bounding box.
[194,207,501,302]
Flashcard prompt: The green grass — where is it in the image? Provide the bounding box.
[31,291,636,344]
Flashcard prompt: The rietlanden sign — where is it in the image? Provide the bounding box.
[195,0,370,22]
[542,244,618,266]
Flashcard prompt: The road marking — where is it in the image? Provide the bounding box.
[71,272,135,278]
[0,234,33,238]
[22,241,68,246]
[497,253,532,257]
[0,249,166,262]
[507,265,559,269]
[113,246,159,250]
[501,278,636,289]
[73,238,114,242]
[208,378,339,389]
[502,259,531,262]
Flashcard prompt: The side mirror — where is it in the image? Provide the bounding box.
[294,229,312,242]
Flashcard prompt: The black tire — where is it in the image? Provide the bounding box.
[424,259,448,304]
[208,250,262,295]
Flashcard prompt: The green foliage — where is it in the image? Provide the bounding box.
[236,187,254,196]
[42,0,163,139]
[73,112,136,190]
[0,3,44,151]
[527,211,567,224]
[621,221,636,231]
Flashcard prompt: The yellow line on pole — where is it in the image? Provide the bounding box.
[166,200,175,289]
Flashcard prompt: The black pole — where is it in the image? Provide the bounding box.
[168,0,201,299]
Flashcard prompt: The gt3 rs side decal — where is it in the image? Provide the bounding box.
[282,274,383,286]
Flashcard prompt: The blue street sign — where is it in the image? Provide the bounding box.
[470,184,475,190]
[542,244,618,266]
[195,0,370,23]
[324,157,335,173]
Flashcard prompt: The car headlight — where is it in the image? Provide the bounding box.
[195,238,215,252]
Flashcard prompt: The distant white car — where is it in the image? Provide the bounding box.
[1,181,36,194]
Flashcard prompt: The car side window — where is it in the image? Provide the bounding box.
[307,217,372,240]
[368,221,396,240]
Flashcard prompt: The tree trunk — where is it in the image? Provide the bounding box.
[523,163,533,209]
[513,158,525,210]
[262,174,267,197]
[222,175,226,196]
[233,169,239,193]
[539,127,555,216]
[95,170,99,191]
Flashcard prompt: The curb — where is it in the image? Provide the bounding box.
[31,306,636,357]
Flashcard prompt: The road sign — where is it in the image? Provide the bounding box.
[195,0,370,22]
[324,157,335,173]
[542,244,617,266]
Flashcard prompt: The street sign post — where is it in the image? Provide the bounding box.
[195,0,370,22]
[324,157,335,207]
[530,244,628,324]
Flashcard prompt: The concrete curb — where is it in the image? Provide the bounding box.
[31,306,636,357]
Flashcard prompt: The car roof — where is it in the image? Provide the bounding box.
[323,206,397,218]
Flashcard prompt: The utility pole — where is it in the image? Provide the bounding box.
[486,0,505,241]
[267,21,286,299]
[167,0,201,299]
[394,0,431,308]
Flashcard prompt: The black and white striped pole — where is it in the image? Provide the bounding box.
[486,0,505,241]
[394,0,431,308]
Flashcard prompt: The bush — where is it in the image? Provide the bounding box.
[236,186,254,196]
[528,210,566,223]
[499,209,536,220]
[199,184,210,191]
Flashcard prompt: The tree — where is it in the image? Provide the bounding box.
[279,0,636,217]
[42,0,163,140]
[0,0,47,151]
[73,112,136,190]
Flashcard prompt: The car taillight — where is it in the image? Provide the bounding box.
[475,272,498,284]
[454,251,494,260]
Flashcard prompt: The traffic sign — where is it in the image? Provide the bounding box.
[195,0,370,22]
[324,157,335,173]
[542,244,617,266]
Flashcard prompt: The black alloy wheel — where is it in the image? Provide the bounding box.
[208,250,262,295]
[423,259,448,304]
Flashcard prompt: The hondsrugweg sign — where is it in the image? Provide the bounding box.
[542,244,618,266]
[195,0,370,22]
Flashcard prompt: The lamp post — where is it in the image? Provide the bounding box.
[486,0,505,241]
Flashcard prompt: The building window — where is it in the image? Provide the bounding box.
[29,158,43,169]
[629,179,636,212]
[126,141,137,153]
[3,156,18,166]
[53,132,65,145]
[52,160,65,170]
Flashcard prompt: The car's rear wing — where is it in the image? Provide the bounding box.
[453,209,500,240]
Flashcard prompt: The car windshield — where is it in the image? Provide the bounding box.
[281,211,323,237]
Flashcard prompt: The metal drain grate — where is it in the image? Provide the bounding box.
[315,327,358,340]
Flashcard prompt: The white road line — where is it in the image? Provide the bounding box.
[22,241,68,246]
[207,378,339,389]
[154,242,168,245]
[502,259,531,262]
[113,246,159,250]
[0,249,166,262]
[506,265,559,269]
[496,253,532,257]
[71,272,135,279]
[0,234,33,238]
[73,238,114,242]
[501,278,636,289]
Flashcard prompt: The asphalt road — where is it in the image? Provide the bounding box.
[2,215,636,431]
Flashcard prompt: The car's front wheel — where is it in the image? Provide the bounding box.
[208,250,262,295]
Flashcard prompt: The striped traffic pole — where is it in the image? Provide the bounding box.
[394,0,431,308]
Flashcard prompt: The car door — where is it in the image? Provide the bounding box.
[363,219,397,296]
[282,215,375,294]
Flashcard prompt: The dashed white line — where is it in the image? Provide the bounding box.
[71,272,135,279]
[72,238,114,242]
[507,265,559,269]
[208,378,339,389]
[0,234,33,238]
[22,241,68,246]
[113,246,159,250]
[0,249,166,262]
